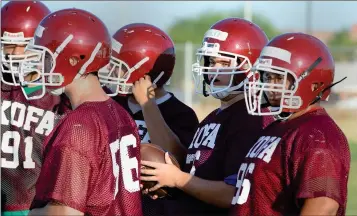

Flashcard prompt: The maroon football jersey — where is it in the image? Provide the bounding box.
[168,98,273,215]
[114,92,199,216]
[230,108,350,216]
[113,92,199,148]
[30,99,143,216]
[1,84,70,211]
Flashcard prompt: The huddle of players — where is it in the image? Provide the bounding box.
[0,1,350,216]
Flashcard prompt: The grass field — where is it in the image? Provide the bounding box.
[347,141,357,215]
[327,108,357,215]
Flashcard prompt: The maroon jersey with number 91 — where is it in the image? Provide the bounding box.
[1,84,70,211]
[230,108,350,216]
[30,99,142,216]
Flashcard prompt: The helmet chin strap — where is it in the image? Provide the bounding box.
[211,88,243,99]
[273,111,292,122]
[208,77,247,100]
[50,87,65,96]
[151,71,164,88]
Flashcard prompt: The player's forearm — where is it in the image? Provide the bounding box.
[141,100,187,162]
[175,171,235,208]
[29,204,84,216]
[300,197,339,215]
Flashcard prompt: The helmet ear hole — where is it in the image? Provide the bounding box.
[69,56,79,66]
[311,82,323,92]
[80,55,86,60]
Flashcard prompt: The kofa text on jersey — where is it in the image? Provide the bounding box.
[231,136,281,205]
[188,123,221,150]
[1,100,55,136]
[245,136,281,163]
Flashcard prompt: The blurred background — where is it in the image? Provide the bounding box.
[2,1,357,214]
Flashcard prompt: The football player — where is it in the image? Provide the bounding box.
[140,18,273,215]
[98,23,199,162]
[1,2,70,216]
[231,32,350,215]
[19,9,142,216]
[98,22,199,216]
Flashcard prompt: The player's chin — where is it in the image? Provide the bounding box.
[267,97,281,107]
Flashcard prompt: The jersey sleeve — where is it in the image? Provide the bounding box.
[291,127,350,207]
[31,117,97,212]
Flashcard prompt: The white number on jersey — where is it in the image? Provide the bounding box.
[1,131,35,169]
[189,150,201,175]
[110,134,140,199]
[231,162,255,205]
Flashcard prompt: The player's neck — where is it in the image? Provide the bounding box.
[287,103,322,121]
[65,74,110,109]
[220,92,244,110]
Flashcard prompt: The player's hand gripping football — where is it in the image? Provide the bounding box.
[141,152,182,196]
[132,75,156,106]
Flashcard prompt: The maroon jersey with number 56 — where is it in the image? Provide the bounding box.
[230,108,350,216]
[30,99,142,216]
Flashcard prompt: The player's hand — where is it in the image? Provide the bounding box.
[140,152,182,191]
[140,184,160,200]
[132,75,156,106]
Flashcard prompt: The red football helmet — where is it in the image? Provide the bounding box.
[19,8,112,100]
[244,32,335,117]
[192,18,268,99]
[1,1,50,86]
[98,23,175,96]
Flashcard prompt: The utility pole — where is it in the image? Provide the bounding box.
[244,1,252,22]
[306,1,312,34]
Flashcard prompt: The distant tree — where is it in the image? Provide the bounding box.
[167,9,280,45]
[328,29,357,47]
[328,29,357,61]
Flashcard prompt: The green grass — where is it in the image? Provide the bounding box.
[347,141,357,215]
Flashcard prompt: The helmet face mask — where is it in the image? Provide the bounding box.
[244,62,301,117]
[191,18,269,99]
[98,23,176,97]
[192,41,252,98]
[99,53,150,96]
[19,40,65,99]
[1,33,32,83]
[1,1,51,86]
[243,33,335,119]
[17,8,112,100]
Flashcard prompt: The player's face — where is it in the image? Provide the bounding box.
[3,44,26,55]
[110,63,128,80]
[2,43,39,84]
[206,56,233,86]
[105,62,129,93]
[262,71,294,106]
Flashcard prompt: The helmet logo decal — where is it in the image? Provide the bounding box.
[3,31,24,39]
[204,29,228,41]
[258,58,272,66]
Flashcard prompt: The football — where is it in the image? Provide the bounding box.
[140,143,180,199]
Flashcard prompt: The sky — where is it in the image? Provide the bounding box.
[2,1,357,34]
